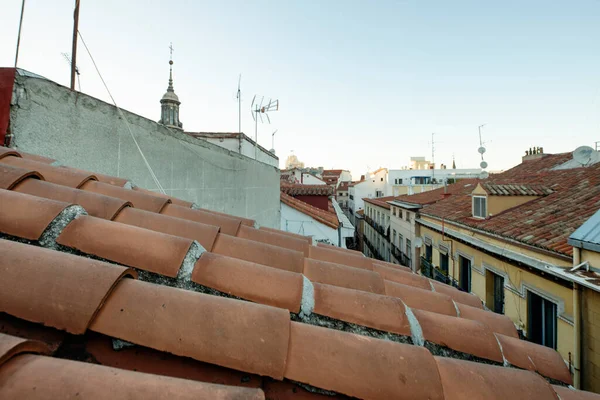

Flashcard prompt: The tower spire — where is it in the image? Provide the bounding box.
[158,42,182,130]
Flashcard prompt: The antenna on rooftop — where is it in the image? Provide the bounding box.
[572,145,595,166]
[236,74,241,133]
[251,95,279,159]
[271,129,278,153]
[62,52,81,91]
[477,124,489,177]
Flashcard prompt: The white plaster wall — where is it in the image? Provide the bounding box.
[280,202,341,246]
[339,171,352,182]
[9,72,280,228]
[301,173,326,185]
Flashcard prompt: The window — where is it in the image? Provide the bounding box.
[398,234,403,249]
[425,244,432,262]
[440,252,449,275]
[394,178,398,184]
[405,211,410,222]
[528,291,557,349]
[392,229,397,244]
[473,196,487,218]
[458,255,471,292]
[380,177,383,182]
[486,271,505,314]
[398,178,403,184]
[406,239,412,268]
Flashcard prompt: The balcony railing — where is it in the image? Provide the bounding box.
[364,216,389,240]
[419,257,465,291]
[391,244,410,267]
[363,236,384,261]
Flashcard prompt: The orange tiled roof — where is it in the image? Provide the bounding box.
[280,191,339,229]
[0,146,592,399]
[421,153,600,256]
[337,181,349,191]
[363,195,396,210]
[280,182,333,196]
[482,183,554,196]
[393,179,480,206]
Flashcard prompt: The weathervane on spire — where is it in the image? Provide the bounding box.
[169,42,174,62]
[158,41,182,130]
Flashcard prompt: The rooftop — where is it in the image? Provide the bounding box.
[0,146,596,399]
[280,183,333,196]
[569,209,600,253]
[363,195,397,210]
[280,191,339,229]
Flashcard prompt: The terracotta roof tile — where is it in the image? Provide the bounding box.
[0,333,50,366]
[14,178,131,220]
[413,309,504,363]
[259,226,313,243]
[284,322,444,400]
[495,333,573,384]
[303,258,385,295]
[212,233,305,273]
[161,203,242,235]
[89,279,291,379]
[456,302,519,338]
[196,207,256,227]
[0,147,20,160]
[430,280,483,309]
[57,215,195,278]
[0,156,97,188]
[132,186,194,207]
[0,239,135,334]
[81,180,170,213]
[482,183,554,196]
[280,192,339,229]
[312,283,412,336]
[192,252,303,313]
[383,280,458,316]
[0,313,66,354]
[373,263,432,290]
[435,357,559,400]
[0,189,73,241]
[0,354,265,399]
[552,385,600,400]
[0,164,42,190]
[363,195,396,210]
[316,241,362,256]
[114,206,219,251]
[308,245,373,270]
[18,150,56,164]
[281,183,333,196]
[237,224,309,256]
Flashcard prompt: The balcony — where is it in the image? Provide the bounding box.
[364,215,389,240]
[363,236,384,261]
[392,244,410,267]
[419,257,464,291]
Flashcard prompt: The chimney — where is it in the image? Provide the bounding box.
[522,146,548,162]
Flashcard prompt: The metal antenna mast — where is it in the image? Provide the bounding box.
[271,129,278,151]
[250,95,279,159]
[431,133,435,183]
[236,74,241,133]
[14,0,26,68]
[70,0,81,90]
[62,52,81,91]
[477,124,489,178]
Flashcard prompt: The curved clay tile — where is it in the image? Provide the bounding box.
[495,333,573,385]
[236,224,309,256]
[197,207,255,227]
[552,385,600,400]
[89,279,291,379]
[303,259,386,295]
[211,234,305,273]
[430,280,483,309]
[312,282,411,336]
[57,215,194,278]
[0,333,50,366]
[18,151,55,164]
[0,355,266,400]
[0,189,71,240]
[0,156,97,188]
[0,164,42,190]
[259,226,312,244]
[384,280,458,316]
[0,147,20,160]
[412,309,504,363]
[435,357,558,400]
[192,252,303,312]
[0,240,135,334]
[373,263,432,290]
[81,180,170,213]
[132,186,195,208]
[114,207,219,251]
[0,313,66,354]
[13,178,130,220]
[456,303,518,338]
[161,204,241,236]
[85,334,263,389]
[284,322,444,400]
[68,168,130,187]
[308,245,374,270]
[316,242,363,256]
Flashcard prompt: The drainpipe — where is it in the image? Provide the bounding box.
[573,247,582,389]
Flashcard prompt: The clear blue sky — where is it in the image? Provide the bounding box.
[2,0,599,178]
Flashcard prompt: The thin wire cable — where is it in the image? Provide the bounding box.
[77,30,166,194]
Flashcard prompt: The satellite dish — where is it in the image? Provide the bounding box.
[414,237,423,248]
[479,171,489,179]
[480,161,488,169]
[573,146,595,166]
[478,146,486,154]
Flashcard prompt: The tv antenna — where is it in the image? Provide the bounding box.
[250,95,279,159]
[236,74,241,133]
[62,52,81,91]
[271,129,278,153]
[478,124,489,172]
[431,133,436,183]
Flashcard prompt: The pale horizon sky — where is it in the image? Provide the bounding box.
[1,1,599,179]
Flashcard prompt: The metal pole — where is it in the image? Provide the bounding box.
[254,108,258,160]
[14,0,26,68]
[70,0,81,90]
[238,75,241,134]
